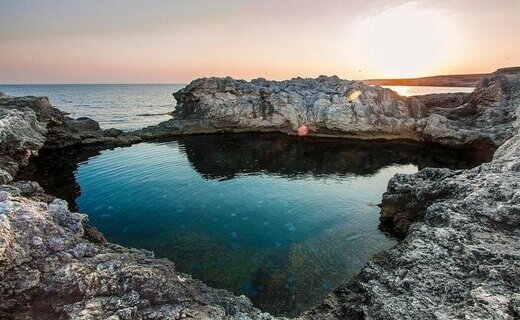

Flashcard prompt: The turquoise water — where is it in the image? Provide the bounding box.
[25,134,479,316]
[77,140,401,315]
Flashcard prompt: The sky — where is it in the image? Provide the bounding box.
[0,0,519,84]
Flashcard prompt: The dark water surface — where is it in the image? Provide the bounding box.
[20,134,488,316]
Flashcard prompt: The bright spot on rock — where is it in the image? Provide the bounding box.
[297,125,309,136]
[347,90,362,102]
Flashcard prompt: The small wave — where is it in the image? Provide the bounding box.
[137,112,173,117]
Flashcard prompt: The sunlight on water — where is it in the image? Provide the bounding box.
[382,85,474,96]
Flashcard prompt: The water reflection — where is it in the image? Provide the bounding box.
[179,133,487,179]
[19,134,489,316]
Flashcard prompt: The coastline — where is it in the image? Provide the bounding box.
[363,67,520,87]
[0,68,518,319]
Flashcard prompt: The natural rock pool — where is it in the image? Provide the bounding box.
[21,134,489,316]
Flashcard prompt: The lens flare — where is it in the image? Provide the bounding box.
[297,125,309,136]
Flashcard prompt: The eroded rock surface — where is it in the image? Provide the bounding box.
[139,76,427,141]
[0,184,272,320]
[304,129,520,319]
[0,94,140,183]
[139,69,519,150]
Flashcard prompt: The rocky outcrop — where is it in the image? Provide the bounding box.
[0,183,272,319]
[0,96,47,182]
[303,130,520,320]
[139,76,428,141]
[0,94,140,184]
[0,68,518,319]
[415,70,519,147]
[138,69,519,150]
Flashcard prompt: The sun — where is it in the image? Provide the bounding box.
[349,2,466,78]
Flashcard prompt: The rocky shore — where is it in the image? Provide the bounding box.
[138,69,517,151]
[0,68,519,319]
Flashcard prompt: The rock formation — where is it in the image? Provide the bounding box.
[0,67,519,319]
[138,68,519,151]
[304,131,520,320]
[0,183,272,319]
[139,76,428,142]
[0,94,139,184]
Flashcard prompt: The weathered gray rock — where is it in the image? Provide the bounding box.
[140,76,427,141]
[303,135,520,319]
[0,94,141,181]
[0,96,47,181]
[1,68,519,319]
[0,185,273,319]
[139,69,519,150]
[416,70,520,147]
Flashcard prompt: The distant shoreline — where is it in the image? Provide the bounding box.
[363,73,486,87]
[363,66,520,87]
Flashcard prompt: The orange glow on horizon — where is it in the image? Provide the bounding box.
[0,1,518,84]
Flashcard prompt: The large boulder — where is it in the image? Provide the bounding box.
[0,95,48,181]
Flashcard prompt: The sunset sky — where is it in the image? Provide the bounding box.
[1,0,519,84]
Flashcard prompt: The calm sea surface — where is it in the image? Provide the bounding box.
[0,84,184,130]
[382,85,474,96]
[0,84,473,131]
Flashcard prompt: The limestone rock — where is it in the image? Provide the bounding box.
[0,190,273,319]
[304,130,520,320]
[0,94,140,180]
[0,97,47,180]
[139,69,519,149]
[140,76,425,141]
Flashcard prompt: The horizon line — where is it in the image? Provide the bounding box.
[1,67,517,86]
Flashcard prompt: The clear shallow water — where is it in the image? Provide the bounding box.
[0,84,474,130]
[20,134,487,316]
[382,85,474,96]
[0,84,184,130]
